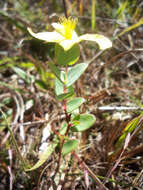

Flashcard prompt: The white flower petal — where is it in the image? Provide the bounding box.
[71,31,79,40]
[58,31,79,51]
[59,39,75,51]
[52,22,64,33]
[28,28,64,43]
[79,34,112,50]
[59,39,79,51]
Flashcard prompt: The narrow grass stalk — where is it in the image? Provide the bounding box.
[91,0,96,30]
[0,109,28,169]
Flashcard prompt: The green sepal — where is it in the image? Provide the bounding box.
[55,44,80,66]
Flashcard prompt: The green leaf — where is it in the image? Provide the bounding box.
[39,67,48,83]
[71,114,96,132]
[55,44,80,66]
[72,120,80,126]
[12,66,34,83]
[117,0,128,19]
[20,62,35,68]
[35,80,48,90]
[0,115,12,132]
[67,63,89,87]
[57,91,74,101]
[55,72,65,96]
[55,73,74,100]
[116,17,143,38]
[0,57,18,66]
[115,114,143,149]
[59,122,68,135]
[72,114,80,121]
[62,139,78,155]
[48,62,64,84]
[0,109,28,169]
[26,142,57,171]
[67,97,85,113]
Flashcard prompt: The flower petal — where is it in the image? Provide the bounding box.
[52,22,65,34]
[79,34,112,50]
[27,28,64,43]
[59,31,79,51]
[59,39,75,51]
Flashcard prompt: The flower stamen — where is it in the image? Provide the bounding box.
[59,17,77,39]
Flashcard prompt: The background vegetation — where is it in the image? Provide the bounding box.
[0,0,143,189]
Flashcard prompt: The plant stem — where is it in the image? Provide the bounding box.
[54,66,71,177]
[91,0,96,30]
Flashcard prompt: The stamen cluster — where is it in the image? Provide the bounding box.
[59,17,77,39]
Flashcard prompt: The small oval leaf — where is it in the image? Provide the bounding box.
[67,97,85,113]
[55,73,74,100]
[59,122,68,135]
[48,62,64,84]
[55,72,65,96]
[62,139,78,155]
[67,63,89,87]
[57,91,74,101]
[71,114,96,132]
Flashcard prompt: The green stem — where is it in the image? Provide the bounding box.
[91,0,96,30]
[54,66,71,177]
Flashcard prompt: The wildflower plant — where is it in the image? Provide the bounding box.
[27,17,112,171]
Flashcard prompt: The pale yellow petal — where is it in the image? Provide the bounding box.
[59,31,79,51]
[27,28,64,43]
[71,31,79,40]
[59,40,75,51]
[79,34,112,50]
[51,23,65,34]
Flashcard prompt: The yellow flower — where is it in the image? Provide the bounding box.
[28,17,112,51]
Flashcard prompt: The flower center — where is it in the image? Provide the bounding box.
[59,17,77,39]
